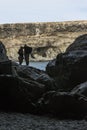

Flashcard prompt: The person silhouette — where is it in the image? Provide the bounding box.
[24,44,32,65]
[18,46,24,65]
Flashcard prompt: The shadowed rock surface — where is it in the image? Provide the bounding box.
[0,41,8,62]
[38,91,87,118]
[46,34,87,91]
[1,38,87,119]
[66,34,87,51]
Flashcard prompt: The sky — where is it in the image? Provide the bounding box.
[0,0,87,24]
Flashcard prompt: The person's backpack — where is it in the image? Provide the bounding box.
[18,48,23,56]
[28,47,32,54]
[24,46,32,54]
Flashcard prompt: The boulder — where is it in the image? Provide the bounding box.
[1,36,87,118]
[0,41,8,62]
[46,34,87,91]
[0,60,57,113]
[0,74,45,113]
[13,64,57,92]
[71,81,87,97]
[66,34,87,52]
[38,91,87,118]
[0,41,11,75]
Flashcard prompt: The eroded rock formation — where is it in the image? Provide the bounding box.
[46,34,87,91]
[0,21,87,61]
[1,35,87,119]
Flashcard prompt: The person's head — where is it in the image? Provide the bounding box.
[20,46,23,50]
[0,41,3,44]
[24,44,28,47]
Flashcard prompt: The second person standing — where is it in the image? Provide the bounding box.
[24,44,32,65]
[18,44,32,65]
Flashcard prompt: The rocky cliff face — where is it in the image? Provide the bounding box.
[0,20,87,61]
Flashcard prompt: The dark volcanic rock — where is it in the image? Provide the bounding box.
[38,91,87,118]
[1,37,87,118]
[0,59,57,113]
[0,74,45,113]
[71,81,87,97]
[14,64,57,92]
[0,41,8,62]
[46,34,87,91]
[66,34,87,52]
[0,41,11,75]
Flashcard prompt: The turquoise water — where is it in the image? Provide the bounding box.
[21,61,48,71]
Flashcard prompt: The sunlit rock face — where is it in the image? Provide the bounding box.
[0,20,87,61]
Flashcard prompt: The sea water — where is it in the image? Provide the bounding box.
[21,61,49,71]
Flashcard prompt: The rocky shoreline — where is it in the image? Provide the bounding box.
[1,34,87,129]
[0,34,87,118]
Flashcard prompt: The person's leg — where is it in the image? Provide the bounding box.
[25,54,29,65]
[18,56,23,65]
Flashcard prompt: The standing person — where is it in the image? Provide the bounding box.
[18,46,24,65]
[24,44,32,65]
